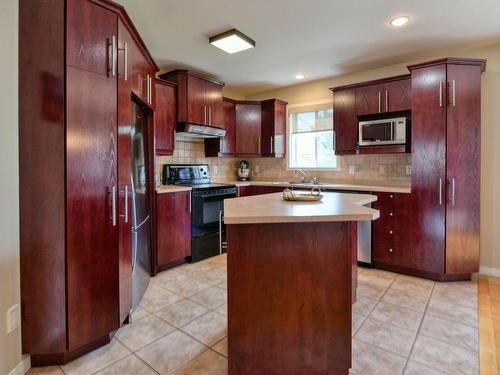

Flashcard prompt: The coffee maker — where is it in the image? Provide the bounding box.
[237,160,250,181]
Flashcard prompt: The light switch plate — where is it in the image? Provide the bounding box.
[406,165,411,176]
[254,165,260,173]
[6,304,20,334]
[348,165,355,175]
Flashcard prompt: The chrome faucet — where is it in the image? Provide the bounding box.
[295,169,320,184]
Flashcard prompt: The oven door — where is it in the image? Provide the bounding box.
[191,191,235,238]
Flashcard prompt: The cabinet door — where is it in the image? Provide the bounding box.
[67,0,117,77]
[384,79,411,113]
[273,101,287,158]
[156,192,191,269]
[220,99,236,154]
[333,89,357,155]
[155,81,177,155]
[66,66,119,350]
[187,75,207,125]
[445,64,482,275]
[356,84,383,115]
[236,104,261,155]
[205,81,223,127]
[410,65,446,274]
[261,100,287,158]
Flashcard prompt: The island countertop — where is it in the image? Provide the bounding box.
[224,191,379,224]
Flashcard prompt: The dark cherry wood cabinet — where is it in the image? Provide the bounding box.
[332,88,357,155]
[385,78,411,113]
[205,97,237,157]
[407,58,485,280]
[235,102,262,156]
[238,185,283,197]
[159,70,224,127]
[372,193,412,269]
[155,79,177,155]
[20,0,159,366]
[261,99,287,158]
[355,84,384,116]
[156,192,192,271]
[355,77,411,115]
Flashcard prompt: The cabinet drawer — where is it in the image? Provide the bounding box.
[373,227,409,249]
[373,244,409,268]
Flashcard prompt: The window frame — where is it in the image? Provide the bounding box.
[286,99,339,172]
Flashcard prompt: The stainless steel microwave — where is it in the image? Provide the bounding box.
[358,117,407,146]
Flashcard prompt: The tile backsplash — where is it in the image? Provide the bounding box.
[156,140,411,183]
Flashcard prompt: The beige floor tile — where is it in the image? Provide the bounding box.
[434,280,478,295]
[369,302,424,331]
[357,280,389,300]
[353,295,379,316]
[361,268,398,282]
[140,283,184,313]
[151,269,190,289]
[410,335,478,375]
[212,337,228,358]
[427,298,478,327]
[403,361,445,374]
[94,354,157,375]
[214,303,227,317]
[136,330,207,375]
[193,270,227,286]
[351,339,406,375]
[154,299,209,328]
[355,318,417,357]
[27,366,64,374]
[130,305,150,322]
[61,339,130,375]
[432,285,478,310]
[420,315,478,352]
[358,272,394,288]
[182,311,227,346]
[352,313,366,336]
[216,280,227,290]
[391,276,434,297]
[189,286,227,310]
[115,314,175,351]
[164,278,212,297]
[176,262,218,278]
[171,350,227,375]
[382,288,429,312]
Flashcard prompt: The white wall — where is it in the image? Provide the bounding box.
[0,0,22,373]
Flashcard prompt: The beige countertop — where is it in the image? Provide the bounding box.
[214,179,411,194]
[156,185,192,194]
[224,191,379,224]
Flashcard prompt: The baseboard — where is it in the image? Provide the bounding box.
[8,355,30,375]
[479,266,500,277]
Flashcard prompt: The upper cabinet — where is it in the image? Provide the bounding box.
[159,70,224,127]
[261,99,288,158]
[155,79,177,155]
[330,75,411,155]
[235,102,262,156]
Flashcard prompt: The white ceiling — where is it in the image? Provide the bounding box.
[116,0,500,95]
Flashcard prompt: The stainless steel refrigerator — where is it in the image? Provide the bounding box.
[131,103,151,308]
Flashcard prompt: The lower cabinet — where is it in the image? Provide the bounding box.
[372,192,412,269]
[156,191,192,271]
[238,185,284,197]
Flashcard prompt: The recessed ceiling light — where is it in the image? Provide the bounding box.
[209,29,255,54]
[389,16,410,27]
[295,74,305,80]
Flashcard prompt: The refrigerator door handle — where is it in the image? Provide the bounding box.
[219,210,223,255]
[134,215,150,231]
[131,227,138,275]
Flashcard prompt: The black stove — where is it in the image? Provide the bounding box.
[162,164,237,262]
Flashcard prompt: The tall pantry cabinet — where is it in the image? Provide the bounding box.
[19,0,158,365]
[408,58,485,279]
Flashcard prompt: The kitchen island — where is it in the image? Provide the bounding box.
[224,191,379,375]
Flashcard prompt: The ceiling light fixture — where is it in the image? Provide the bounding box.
[209,29,255,54]
[389,16,410,27]
[295,74,305,80]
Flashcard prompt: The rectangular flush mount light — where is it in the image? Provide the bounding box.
[209,29,255,54]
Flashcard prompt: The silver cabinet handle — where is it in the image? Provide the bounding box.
[385,90,388,112]
[148,75,152,104]
[439,81,443,107]
[389,230,393,234]
[219,210,223,255]
[124,185,128,223]
[112,36,116,77]
[209,106,212,125]
[378,91,381,113]
[124,42,128,81]
[439,178,443,205]
[389,212,394,216]
[219,138,223,152]
[451,178,456,205]
[270,136,274,154]
[452,80,456,107]
[112,185,117,226]
[204,106,207,125]
[257,138,261,154]
[188,190,192,213]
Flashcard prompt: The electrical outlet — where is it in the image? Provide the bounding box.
[6,304,20,334]
[212,165,218,175]
[254,165,260,173]
[348,165,355,175]
[405,165,412,176]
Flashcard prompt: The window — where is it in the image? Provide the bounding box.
[288,104,337,170]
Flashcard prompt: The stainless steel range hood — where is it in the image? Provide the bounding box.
[175,123,226,140]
